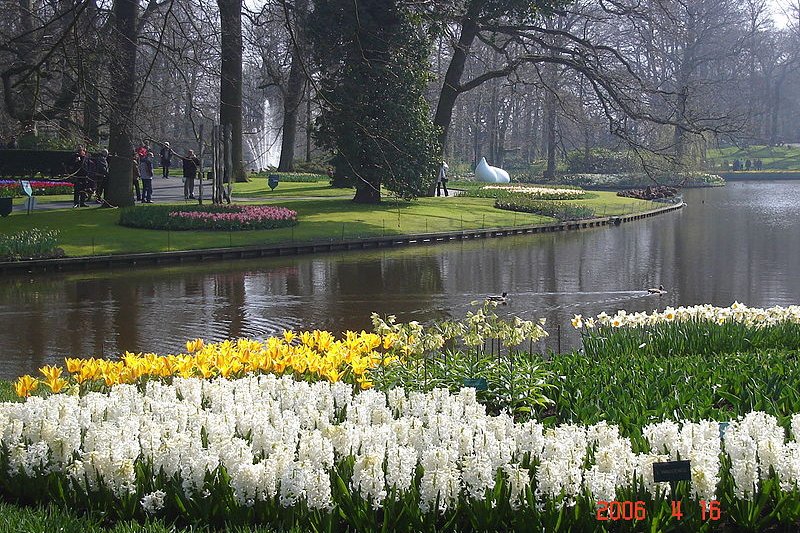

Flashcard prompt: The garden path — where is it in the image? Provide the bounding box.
[28,179,463,211]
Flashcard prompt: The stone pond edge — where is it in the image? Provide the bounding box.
[0,202,684,274]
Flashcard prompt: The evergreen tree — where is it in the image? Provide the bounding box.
[310,0,439,203]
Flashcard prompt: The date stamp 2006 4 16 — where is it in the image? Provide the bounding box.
[596,500,722,521]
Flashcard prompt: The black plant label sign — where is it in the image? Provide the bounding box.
[653,460,692,483]
[462,378,488,391]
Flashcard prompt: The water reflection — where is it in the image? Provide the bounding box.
[2,181,799,380]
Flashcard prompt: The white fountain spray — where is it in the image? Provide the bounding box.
[244,99,282,171]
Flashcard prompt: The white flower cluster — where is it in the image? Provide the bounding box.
[481,185,585,199]
[572,302,800,329]
[643,420,721,500]
[723,412,800,498]
[2,376,800,516]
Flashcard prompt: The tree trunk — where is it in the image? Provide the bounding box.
[106,0,138,208]
[528,95,540,163]
[305,93,311,162]
[84,80,100,143]
[543,94,557,179]
[353,176,381,203]
[218,0,246,182]
[277,0,308,172]
[542,70,558,179]
[473,95,482,167]
[432,8,479,151]
[673,10,696,169]
[488,82,498,164]
[277,59,305,172]
[768,78,783,145]
[4,0,39,133]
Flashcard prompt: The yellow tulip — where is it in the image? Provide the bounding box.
[45,377,69,394]
[39,365,63,382]
[122,352,141,368]
[102,369,120,387]
[283,330,296,344]
[197,362,215,379]
[218,358,243,378]
[324,367,346,383]
[14,375,39,397]
[186,339,204,354]
[65,358,82,374]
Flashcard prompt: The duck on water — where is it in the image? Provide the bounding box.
[647,285,667,295]
[486,292,509,303]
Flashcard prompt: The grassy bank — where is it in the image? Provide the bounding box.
[1,190,653,258]
[705,144,800,170]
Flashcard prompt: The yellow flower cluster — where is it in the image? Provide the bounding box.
[14,329,400,398]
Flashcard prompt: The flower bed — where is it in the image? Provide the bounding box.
[13,330,396,397]
[3,376,800,530]
[546,172,725,189]
[5,303,800,530]
[118,204,298,231]
[0,229,62,260]
[495,196,595,221]
[617,185,678,201]
[14,306,549,408]
[572,303,800,357]
[467,184,587,201]
[0,180,73,197]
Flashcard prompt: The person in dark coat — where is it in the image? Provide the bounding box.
[139,151,155,203]
[93,149,109,203]
[70,146,90,207]
[160,142,172,179]
[182,149,200,199]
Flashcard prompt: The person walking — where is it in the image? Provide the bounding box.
[70,146,90,207]
[182,149,200,199]
[93,149,109,204]
[436,161,449,197]
[138,151,155,203]
[160,142,172,178]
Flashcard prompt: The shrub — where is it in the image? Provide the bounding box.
[494,196,594,220]
[0,229,61,260]
[119,204,298,231]
[292,159,331,175]
[566,148,639,174]
[547,172,725,189]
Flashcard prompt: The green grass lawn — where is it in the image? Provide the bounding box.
[232,179,354,198]
[0,500,287,533]
[13,193,73,206]
[705,145,800,170]
[0,189,655,258]
[0,380,17,402]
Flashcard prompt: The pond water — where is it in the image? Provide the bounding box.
[2,180,800,380]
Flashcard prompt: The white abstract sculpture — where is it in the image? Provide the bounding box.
[475,157,511,183]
